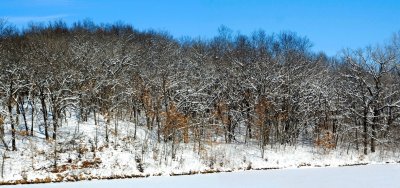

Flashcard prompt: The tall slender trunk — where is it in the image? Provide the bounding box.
[134,106,138,140]
[0,115,4,137]
[94,109,97,126]
[0,115,7,150]
[7,82,16,151]
[371,124,376,153]
[163,77,170,143]
[354,117,359,151]
[371,109,379,153]
[362,108,368,155]
[227,110,233,143]
[52,104,58,140]
[105,113,109,143]
[157,113,161,142]
[19,96,29,132]
[156,101,161,143]
[171,127,176,159]
[8,101,16,151]
[30,99,35,136]
[261,119,266,158]
[246,100,252,141]
[114,111,119,147]
[15,100,20,132]
[40,90,49,140]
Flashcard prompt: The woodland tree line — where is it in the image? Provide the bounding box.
[0,19,400,157]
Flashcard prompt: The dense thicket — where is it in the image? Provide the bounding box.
[0,19,399,157]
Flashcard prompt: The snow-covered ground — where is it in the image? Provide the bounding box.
[1,109,399,184]
[5,164,400,188]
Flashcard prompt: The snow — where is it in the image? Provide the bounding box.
[1,109,399,184]
[5,164,400,188]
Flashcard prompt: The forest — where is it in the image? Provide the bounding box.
[0,19,400,181]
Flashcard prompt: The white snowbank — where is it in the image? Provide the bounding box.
[5,164,400,188]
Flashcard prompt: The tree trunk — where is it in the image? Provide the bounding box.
[52,105,58,140]
[260,119,266,158]
[105,112,110,143]
[371,124,376,153]
[226,110,233,143]
[0,115,4,138]
[355,120,359,151]
[245,99,251,143]
[171,127,176,160]
[114,111,119,147]
[8,101,16,151]
[156,101,161,143]
[40,90,49,140]
[18,96,29,132]
[94,109,97,126]
[371,109,379,153]
[15,100,20,132]
[30,99,35,136]
[134,106,138,140]
[0,116,8,150]
[362,109,368,155]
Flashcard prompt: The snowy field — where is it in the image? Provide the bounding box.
[5,164,400,188]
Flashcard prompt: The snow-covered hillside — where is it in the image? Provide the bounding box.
[0,111,399,185]
[5,164,400,188]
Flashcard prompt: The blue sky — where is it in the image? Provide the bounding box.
[1,0,399,56]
